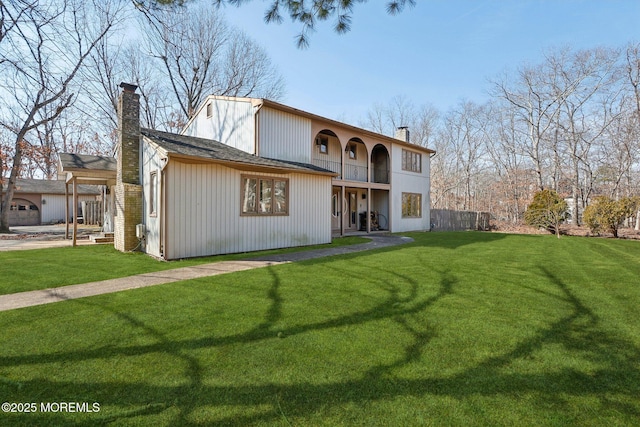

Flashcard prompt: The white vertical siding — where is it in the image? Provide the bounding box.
[141,139,164,258]
[390,145,431,232]
[164,161,331,260]
[41,194,97,224]
[258,107,312,163]
[183,98,256,154]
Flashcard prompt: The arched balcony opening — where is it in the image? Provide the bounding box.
[312,130,342,178]
[371,144,390,184]
[344,137,367,182]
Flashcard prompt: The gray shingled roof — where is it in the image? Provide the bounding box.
[58,153,116,171]
[141,128,334,175]
[2,179,101,195]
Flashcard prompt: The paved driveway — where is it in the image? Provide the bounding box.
[0,224,100,251]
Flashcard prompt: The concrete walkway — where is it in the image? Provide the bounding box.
[0,235,413,312]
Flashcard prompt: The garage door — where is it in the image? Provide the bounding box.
[9,198,40,226]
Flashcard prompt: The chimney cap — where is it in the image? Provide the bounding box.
[119,82,138,92]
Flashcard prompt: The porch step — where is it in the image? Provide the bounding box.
[90,232,114,244]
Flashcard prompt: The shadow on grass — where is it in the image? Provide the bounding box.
[2,263,640,426]
[407,231,511,250]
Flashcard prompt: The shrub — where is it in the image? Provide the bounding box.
[524,189,568,238]
[583,196,637,238]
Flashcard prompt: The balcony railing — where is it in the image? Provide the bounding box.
[344,164,368,182]
[312,158,342,179]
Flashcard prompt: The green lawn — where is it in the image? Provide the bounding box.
[0,236,368,295]
[1,232,639,426]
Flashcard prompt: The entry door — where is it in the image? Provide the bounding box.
[331,188,341,231]
[346,191,358,230]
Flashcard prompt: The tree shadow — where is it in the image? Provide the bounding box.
[1,262,639,425]
[411,231,510,250]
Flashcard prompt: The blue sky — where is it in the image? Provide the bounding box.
[222,0,640,126]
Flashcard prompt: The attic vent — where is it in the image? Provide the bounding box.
[206,103,212,118]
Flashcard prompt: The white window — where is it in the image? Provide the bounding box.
[149,171,157,216]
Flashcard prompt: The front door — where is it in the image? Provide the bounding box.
[331,188,341,232]
[346,190,358,231]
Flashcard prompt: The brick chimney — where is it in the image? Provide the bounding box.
[117,82,140,185]
[114,82,143,252]
[395,126,410,143]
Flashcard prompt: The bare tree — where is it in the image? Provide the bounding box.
[0,0,122,232]
[360,95,440,147]
[442,100,489,211]
[485,100,533,223]
[550,47,622,224]
[624,42,640,229]
[492,62,563,191]
[140,2,285,125]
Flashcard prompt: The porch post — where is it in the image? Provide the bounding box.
[72,178,78,247]
[64,181,69,239]
[367,187,371,233]
[341,185,345,236]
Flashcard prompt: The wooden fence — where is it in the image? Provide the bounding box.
[81,201,103,225]
[431,209,491,231]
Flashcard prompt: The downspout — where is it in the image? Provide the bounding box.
[429,151,436,231]
[160,156,169,259]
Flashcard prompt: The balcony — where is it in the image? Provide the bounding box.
[312,158,342,179]
[372,166,389,184]
[344,164,368,182]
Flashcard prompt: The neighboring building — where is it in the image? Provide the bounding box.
[0,178,100,226]
[59,84,435,260]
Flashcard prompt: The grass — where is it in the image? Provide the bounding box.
[1,232,639,426]
[0,236,368,295]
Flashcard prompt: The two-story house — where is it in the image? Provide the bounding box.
[183,96,434,237]
[62,84,434,260]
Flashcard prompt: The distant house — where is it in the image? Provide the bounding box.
[59,84,434,260]
[0,178,100,226]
